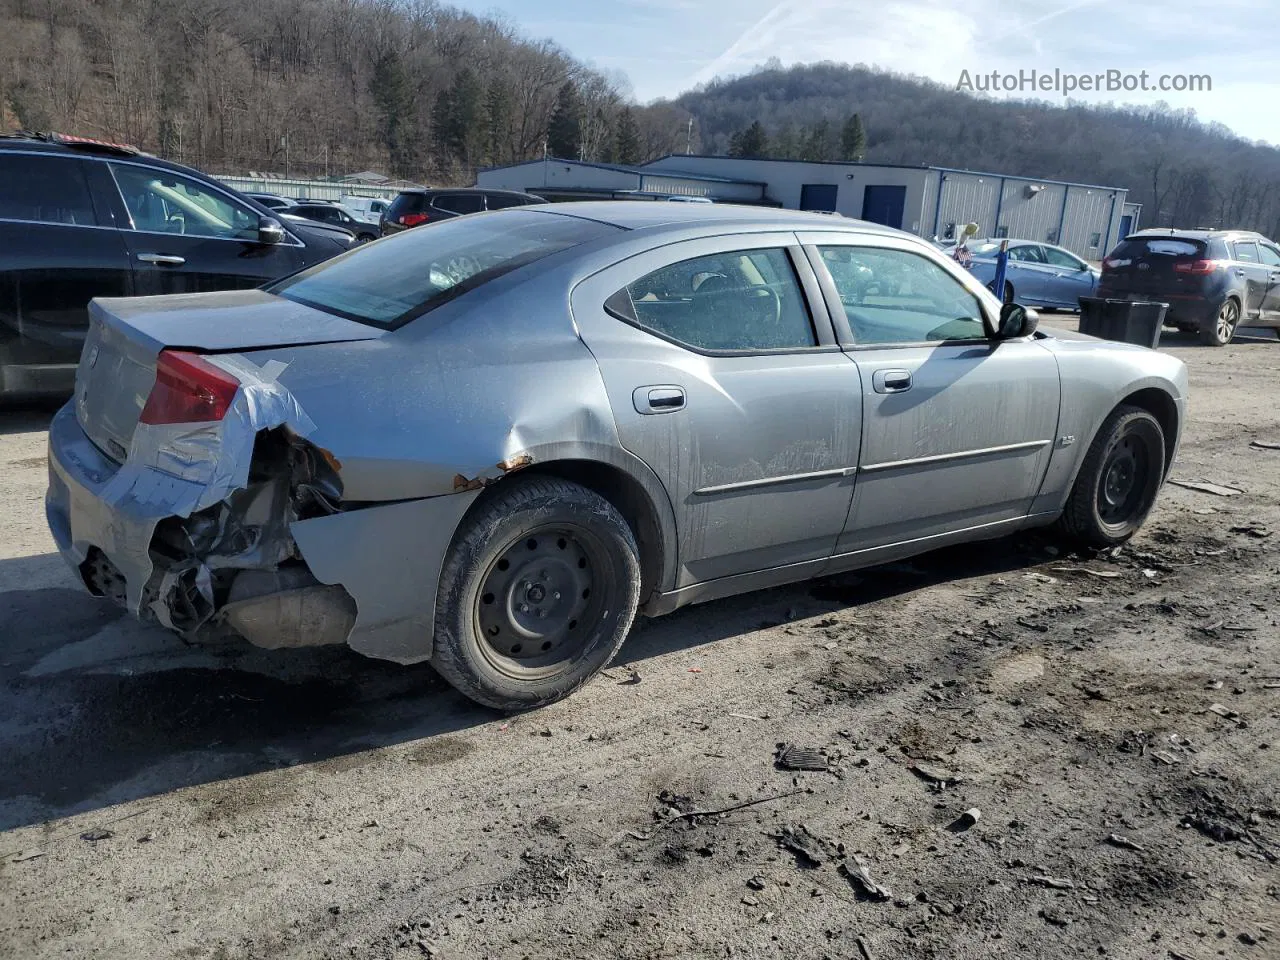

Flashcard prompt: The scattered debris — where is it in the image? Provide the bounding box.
[618,668,641,686]
[909,763,958,790]
[1025,874,1075,889]
[1023,572,1058,584]
[1207,703,1241,722]
[1168,479,1244,497]
[10,849,44,862]
[1039,906,1071,927]
[1183,815,1243,844]
[79,830,113,842]
[1168,950,1202,960]
[688,667,703,674]
[840,855,892,901]
[1050,567,1124,579]
[946,808,982,832]
[1016,616,1050,633]
[740,895,759,907]
[1230,523,1272,538]
[729,712,765,722]
[1151,750,1183,766]
[775,824,838,867]
[856,935,875,960]
[136,833,155,843]
[746,875,766,891]
[1106,833,1145,852]
[1249,440,1280,451]
[662,789,806,826]
[775,744,830,772]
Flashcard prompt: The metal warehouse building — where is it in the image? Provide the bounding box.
[477,155,1141,261]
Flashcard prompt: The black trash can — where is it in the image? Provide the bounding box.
[1078,298,1168,349]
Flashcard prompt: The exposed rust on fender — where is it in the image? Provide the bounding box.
[497,452,534,473]
[452,473,488,492]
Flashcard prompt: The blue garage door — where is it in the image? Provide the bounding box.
[1117,214,1133,240]
[861,185,906,229]
[800,184,838,212]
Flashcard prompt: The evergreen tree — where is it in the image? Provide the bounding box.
[773,123,798,160]
[840,113,867,161]
[484,81,512,165]
[729,120,768,158]
[371,51,415,178]
[613,106,641,165]
[547,81,582,159]
[800,120,833,161]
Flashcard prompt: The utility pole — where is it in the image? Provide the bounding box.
[686,118,693,154]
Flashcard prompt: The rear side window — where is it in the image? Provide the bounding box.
[607,248,816,352]
[487,194,533,210]
[0,153,98,226]
[269,210,620,328]
[433,194,485,214]
[1231,240,1260,263]
[1042,247,1084,269]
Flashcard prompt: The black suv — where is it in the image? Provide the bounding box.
[1099,228,1280,345]
[380,188,545,236]
[0,133,356,398]
[289,201,379,243]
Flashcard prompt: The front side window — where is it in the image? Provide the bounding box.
[818,245,987,345]
[1258,244,1280,267]
[609,248,816,352]
[1008,244,1046,264]
[1042,246,1085,269]
[487,194,533,210]
[0,154,97,226]
[111,164,258,239]
[269,210,620,328]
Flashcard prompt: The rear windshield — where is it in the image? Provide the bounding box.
[386,192,427,218]
[1109,237,1206,259]
[267,210,620,328]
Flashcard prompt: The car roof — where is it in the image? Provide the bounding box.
[398,187,540,198]
[1128,227,1268,241]
[533,200,913,237]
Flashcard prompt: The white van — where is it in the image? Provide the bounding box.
[340,195,392,225]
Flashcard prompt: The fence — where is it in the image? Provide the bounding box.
[213,175,404,202]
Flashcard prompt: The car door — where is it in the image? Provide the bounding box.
[1257,242,1280,323]
[570,233,861,589]
[1228,240,1268,320]
[0,152,133,391]
[801,234,1061,555]
[1004,243,1053,304]
[1040,245,1097,308]
[105,160,305,295]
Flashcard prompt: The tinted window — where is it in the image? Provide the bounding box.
[386,193,427,221]
[269,210,619,328]
[1042,246,1084,269]
[486,194,534,210]
[111,163,258,239]
[613,248,816,352]
[819,245,987,344]
[1259,244,1280,267]
[1232,240,1260,263]
[1110,237,1205,259]
[433,194,486,214]
[0,153,98,226]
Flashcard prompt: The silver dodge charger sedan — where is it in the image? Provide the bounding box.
[47,202,1188,709]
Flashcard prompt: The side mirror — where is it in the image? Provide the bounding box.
[989,302,1039,340]
[257,216,285,245]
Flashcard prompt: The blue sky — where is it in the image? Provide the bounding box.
[454,0,1278,146]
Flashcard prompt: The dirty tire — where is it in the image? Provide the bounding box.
[432,476,641,711]
[1055,405,1165,547]
[1200,298,1239,346]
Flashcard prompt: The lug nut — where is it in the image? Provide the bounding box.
[519,603,529,614]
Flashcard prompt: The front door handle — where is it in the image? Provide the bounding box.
[633,385,685,414]
[872,369,912,394]
[137,253,186,266]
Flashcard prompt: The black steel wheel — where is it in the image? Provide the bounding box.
[432,476,641,710]
[1055,405,1166,546]
[1200,298,1239,346]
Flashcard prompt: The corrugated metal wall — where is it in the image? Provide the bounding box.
[1060,188,1121,260]
[215,176,401,201]
[998,180,1068,243]
[934,173,1001,240]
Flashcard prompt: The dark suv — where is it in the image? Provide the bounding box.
[1099,229,1280,345]
[0,133,356,398]
[289,201,379,243]
[380,188,545,236]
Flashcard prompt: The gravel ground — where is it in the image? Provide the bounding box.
[1,320,1277,960]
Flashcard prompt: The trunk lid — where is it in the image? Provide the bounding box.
[76,289,384,461]
[1101,237,1210,296]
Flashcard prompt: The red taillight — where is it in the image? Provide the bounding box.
[1173,259,1218,275]
[1101,257,1121,270]
[399,212,429,227]
[139,350,239,425]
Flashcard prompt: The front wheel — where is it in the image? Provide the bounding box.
[1200,298,1239,346]
[1055,405,1166,547]
[431,476,641,710]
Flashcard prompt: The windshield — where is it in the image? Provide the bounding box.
[968,241,1002,256]
[267,210,620,328]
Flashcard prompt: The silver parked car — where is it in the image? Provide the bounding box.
[47,203,1188,709]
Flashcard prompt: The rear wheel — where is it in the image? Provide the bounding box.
[431,476,641,710]
[1200,298,1239,346]
[1055,405,1165,547]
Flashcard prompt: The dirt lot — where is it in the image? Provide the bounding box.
[1,320,1277,960]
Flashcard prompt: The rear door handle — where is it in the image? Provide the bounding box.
[633,385,685,414]
[872,369,912,394]
[137,253,186,266]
